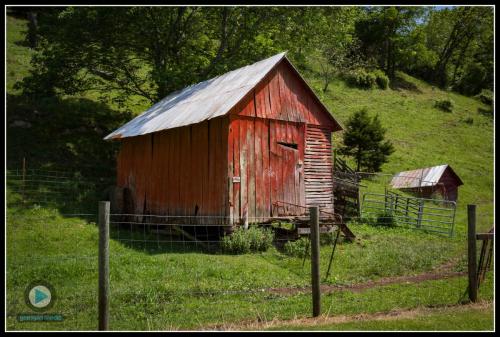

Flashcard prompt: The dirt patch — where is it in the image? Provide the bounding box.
[205,301,492,331]
[268,269,466,296]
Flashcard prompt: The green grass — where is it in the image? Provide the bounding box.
[7,200,493,330]
[267,302,494,331]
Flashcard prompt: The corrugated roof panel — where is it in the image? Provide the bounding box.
[104,52,287,140]
[391,165,449,188]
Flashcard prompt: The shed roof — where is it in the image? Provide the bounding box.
[105,52,341,140]
[390,164,464,189]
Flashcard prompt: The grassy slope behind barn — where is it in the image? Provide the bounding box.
[303,62,493,234]
[6,16,494,331]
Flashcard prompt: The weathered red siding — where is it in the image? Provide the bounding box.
[116,117,229,217]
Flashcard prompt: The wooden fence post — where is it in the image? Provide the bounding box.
[416,199,424,228]
[467,204,478,303]
[310,206,321,317]
[98,201,110,330]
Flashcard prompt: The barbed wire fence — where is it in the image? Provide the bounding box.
[6,166,492,330]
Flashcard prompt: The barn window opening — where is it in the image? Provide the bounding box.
[277,141,298,150]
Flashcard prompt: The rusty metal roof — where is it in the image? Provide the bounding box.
[105,53,289,140]
[105,52,342,140]
[390,164,463,189]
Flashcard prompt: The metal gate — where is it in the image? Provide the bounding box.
[361,191,457,236]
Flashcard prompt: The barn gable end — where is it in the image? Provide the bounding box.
[227,59,338,221]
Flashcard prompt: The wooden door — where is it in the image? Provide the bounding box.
[270,120,305,216]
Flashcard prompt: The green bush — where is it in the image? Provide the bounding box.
[345,68,377,89]
[283,237,309,258]
[475,89,493,106]
[345,68,389,90]
[320,231,340,245]
[434,98,455,112]
[376,211,397,227]
[373,69,390,89]
[221,226,274,254]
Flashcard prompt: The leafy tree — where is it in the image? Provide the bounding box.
[339,108,394,172]
[354,6,424,79]
[17,7,287,106]
[309,7,364,92]
[426,6,493,92]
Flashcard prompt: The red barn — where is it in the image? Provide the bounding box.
[390,164,464,202]
[105,52,343,226]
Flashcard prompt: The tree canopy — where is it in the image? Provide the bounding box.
[17,5,493,106]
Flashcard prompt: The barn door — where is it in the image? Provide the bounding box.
[270,120,305,216]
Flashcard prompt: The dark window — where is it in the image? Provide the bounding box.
[277,141,298,150]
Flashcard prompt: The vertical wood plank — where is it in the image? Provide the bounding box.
[239,118,248,223]
[277,67,290,122]
[269,120,278,215]
[268,69,282,120]
[299,123,306,208]
[208,119,218,216]
[219,117,229,221]
[247,118,256,221]
[227,118,234,224]
[172,128,181,215]
[277,122,285,210]
[233,119,241,222]
[200,121,210,216]
[191,123,204,217]
[162,130,171,215]
[283,65,299,123]
[254,118,264,220]
[262,119,271,218]
[255,81,267,119]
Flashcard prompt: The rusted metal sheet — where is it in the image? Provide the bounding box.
[390,165,463,189]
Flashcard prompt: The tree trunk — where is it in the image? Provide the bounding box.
[27,11,38,48]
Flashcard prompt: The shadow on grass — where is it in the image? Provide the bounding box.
[109,223,226,255]
[478,107,493,118]
[7,93,133,216]
[389,75,423,93]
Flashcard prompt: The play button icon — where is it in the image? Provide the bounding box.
[34,288,49,304]
[25,281,55,311]
[29,285,51,308]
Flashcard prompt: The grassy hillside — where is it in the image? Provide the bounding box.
[6,15,494,331]
[302,64,493,233]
